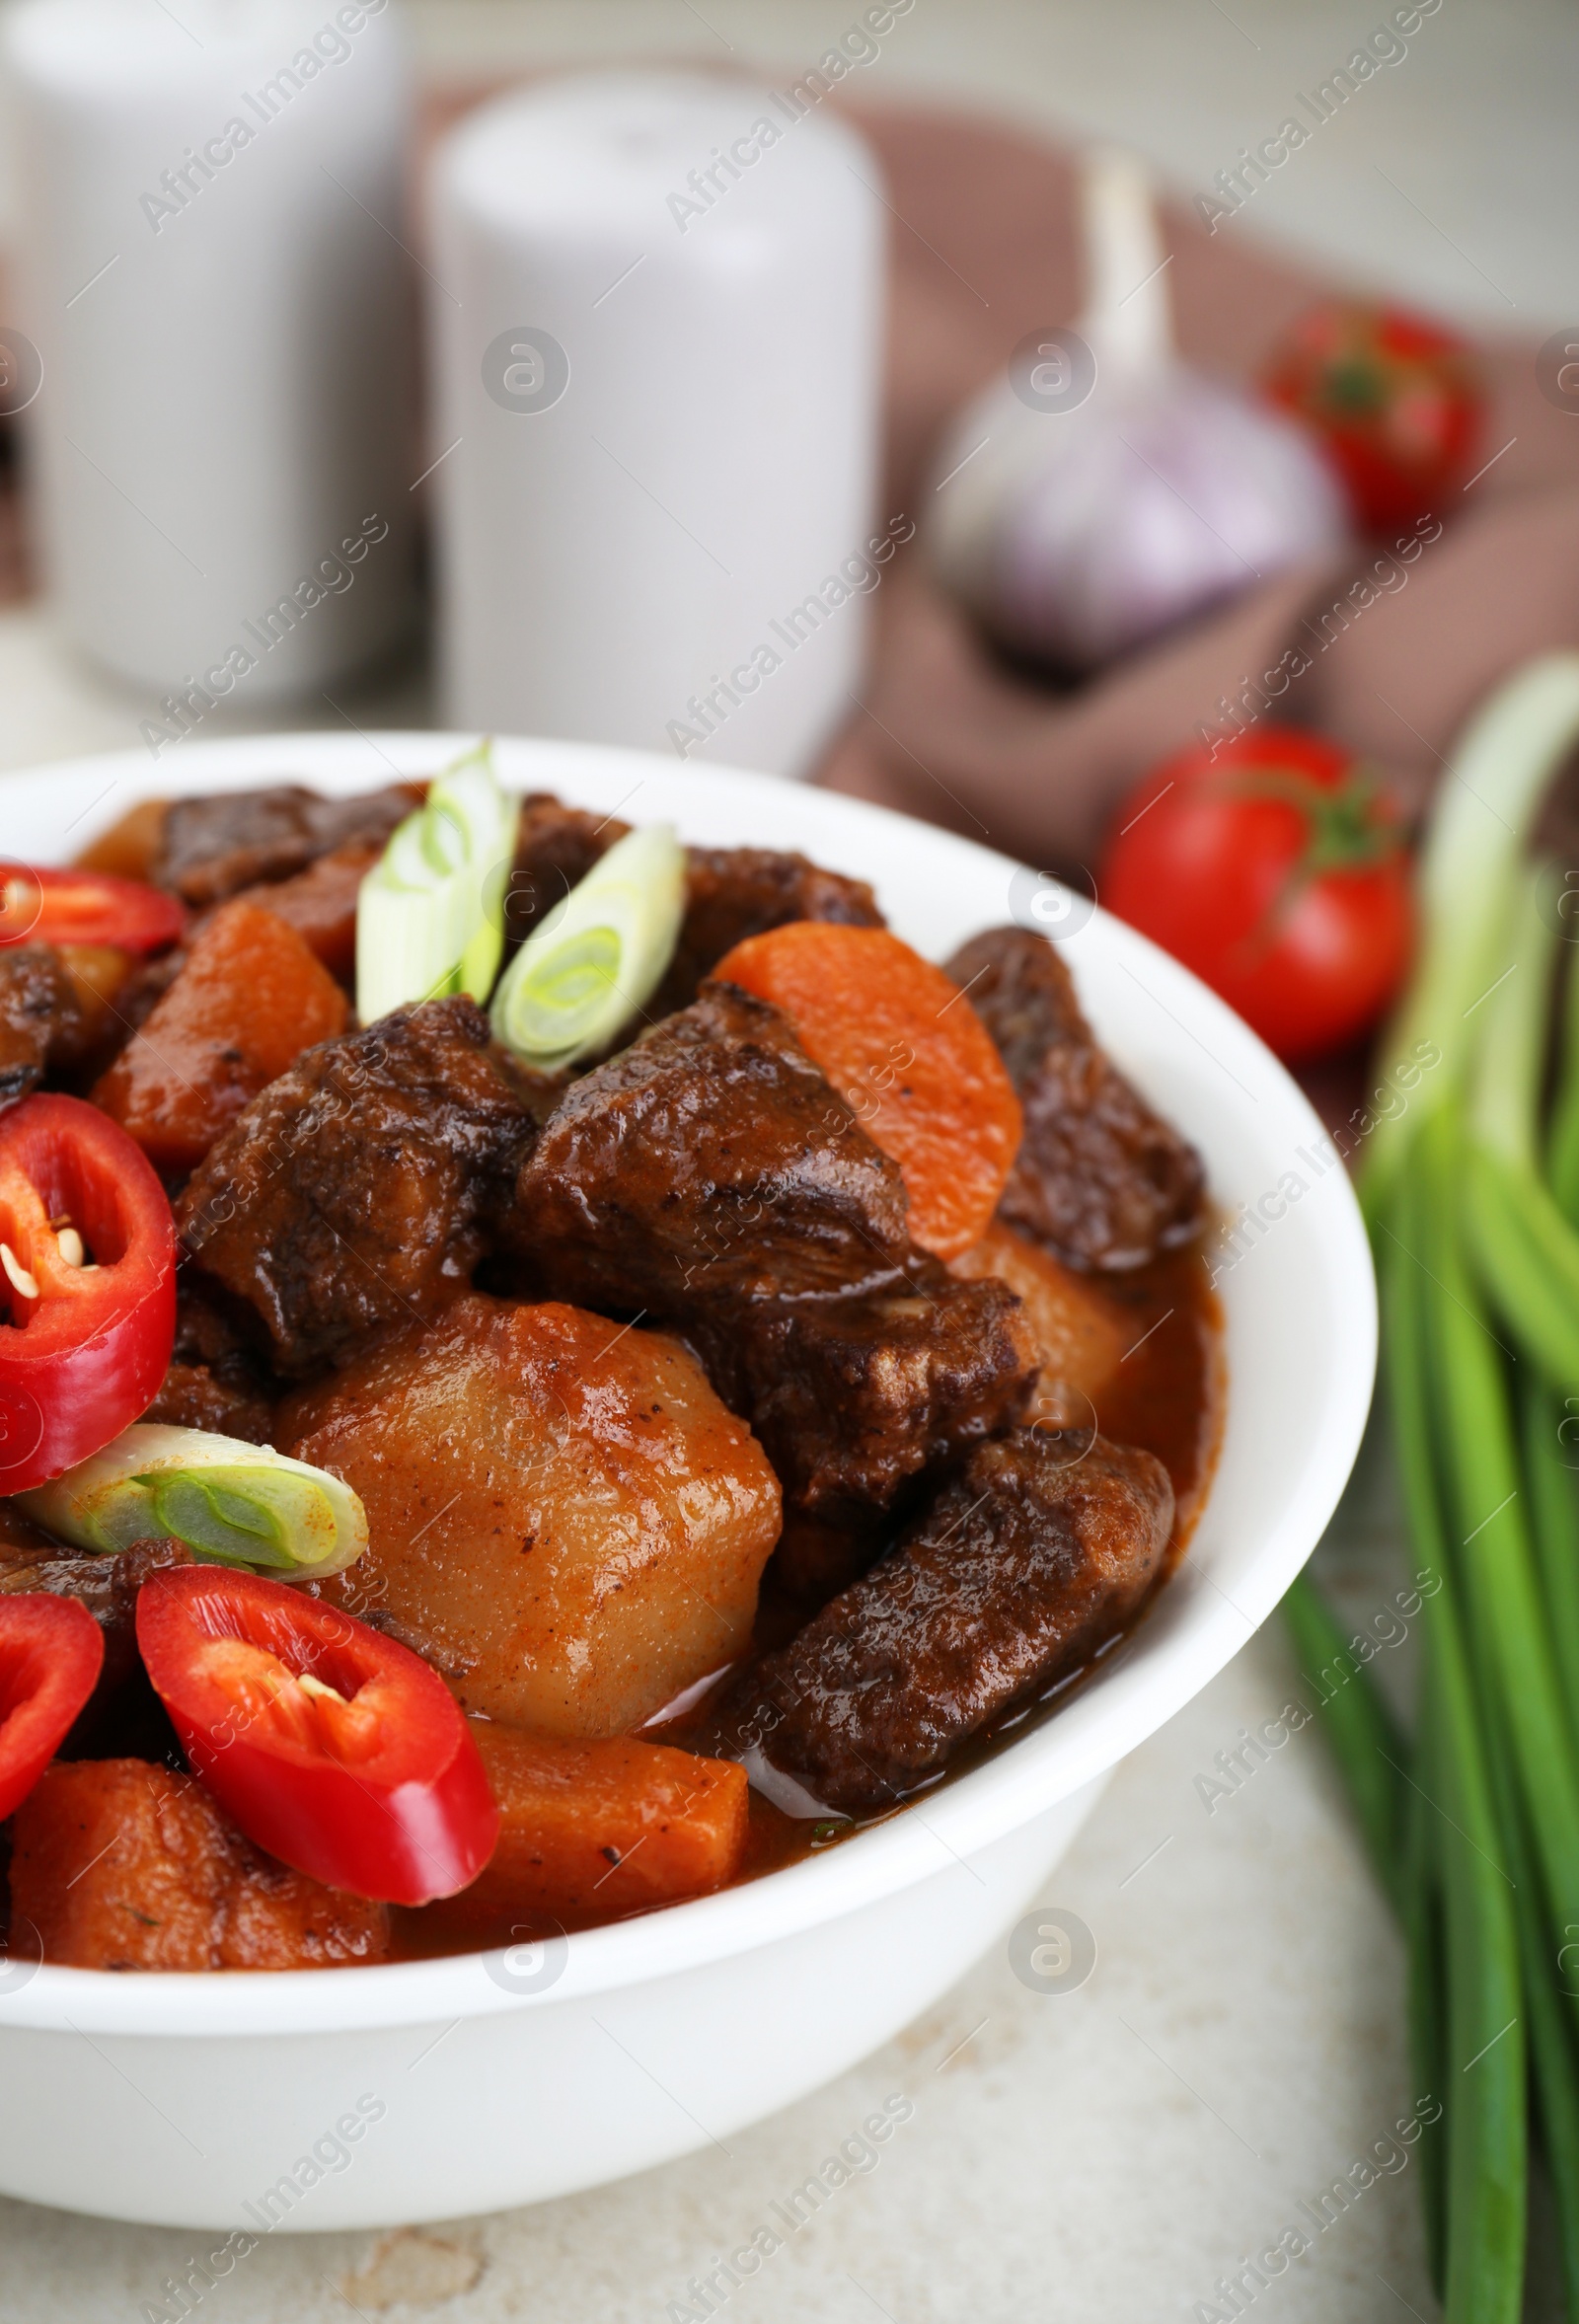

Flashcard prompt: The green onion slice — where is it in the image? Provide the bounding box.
[18,1424,369,1578]
[355,740,516,1024]
[490,821,685,1072]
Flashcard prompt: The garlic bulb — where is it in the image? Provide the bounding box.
[928,148,1348,674]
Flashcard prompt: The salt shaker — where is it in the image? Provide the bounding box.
[428,71,885,779]
[4,0,416,708]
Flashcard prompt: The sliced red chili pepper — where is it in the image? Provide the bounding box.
[0,863,185,956]
[0,1595,104,1820]
[0,1094,177,1493]
[135,1567,499,1906]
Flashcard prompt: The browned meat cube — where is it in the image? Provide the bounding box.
[414,1725,748,1939]
[10,1761,390,1970]
[503,792,626,951]
[0,1537,192,1746]
[143,1361,273,1442]
[229,838,384,985]
[509,985,1035,1511]
[945,927,1205,1272]
[178,999,545,1379]
[0,944,82,1107]
[143,1284,276,1443]
[501,793,883,1016]
[651,847,883,1015]
[723,1427,1174,1812]
[699,1266,1033,1516]
[0,940,137,1107]
[513,983,911,1305]
[153,783,419,907]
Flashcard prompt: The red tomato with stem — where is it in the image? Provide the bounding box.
[0,864,185,955]
[0,1094,176,1493]
[1100,728,1413,1065]
[0,1595,104,1821]
[1262,300,1483,536]
[136,1567,499,1906]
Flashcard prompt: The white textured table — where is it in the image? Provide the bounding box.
[2,2,1572,2311]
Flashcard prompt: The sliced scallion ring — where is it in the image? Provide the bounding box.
[18,1424,369,1578]
[355,740,516,1024]
[489,822,685,1071]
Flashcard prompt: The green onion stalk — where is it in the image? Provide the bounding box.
[1285,652,1579,2319]
[21,1424,369,1578]
[489,821,686,1073]
[355,740,518,1024]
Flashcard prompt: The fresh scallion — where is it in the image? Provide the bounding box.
[355,740,516,1024]
[1547,933,1579,1227]
[19,1424,369,1577]
[1383,1178,1527,2324]
[1303,652,1579,2320]
[489,821,685,1072]
[1280,1567,1406,1914]
[1365,653,1579,1214]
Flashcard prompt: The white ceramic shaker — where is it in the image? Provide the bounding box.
[4,0,416,705]
[428,71,885,780]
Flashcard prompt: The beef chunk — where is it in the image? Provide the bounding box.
[177,999,544,1378]
[511,985,1035,1510]
[113,944,185,1034]
[652,847,884,1014]
[10,1760,390,1970]
[504,792,626,951]
[0,944,84,1106]
[229,838,383,985]
[946,927,1206,1271]
[0,1538,192,1750]
[725,1428,1174,1812]
[514,983,912,1304]
[697,1266,1031,1516]
[504,797,883,1016]
[143,1283,276,1443]
[153,783,418,907]
[143,1361,274,1442]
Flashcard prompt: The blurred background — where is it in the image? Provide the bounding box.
[0,0,1572,821]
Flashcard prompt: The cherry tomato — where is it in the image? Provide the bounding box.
[0,1094,177,1493]
[136,1567,499,1906]
[1262,300,1483,535]
[0,1595,104,1820]
[1100,727,1414,1065]
[0,864,185,956]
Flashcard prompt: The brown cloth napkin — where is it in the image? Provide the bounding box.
[818,106,1579,877]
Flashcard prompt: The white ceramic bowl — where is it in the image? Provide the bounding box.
[0,733,1375,2231]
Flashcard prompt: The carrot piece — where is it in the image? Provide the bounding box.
[952,1219,1128,1428]
[92,898,346,1172]
[713,922,1022,1259]
[420,1725,748,1934]
[10,1759,390,1970]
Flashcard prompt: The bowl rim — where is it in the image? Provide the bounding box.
[0,729,1377,2037]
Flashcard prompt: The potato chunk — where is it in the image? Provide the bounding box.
[281,1296,782,1736]
[951,1219,1128,1427]
[10,1761,390,1971]
[414,1724,748,1939]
